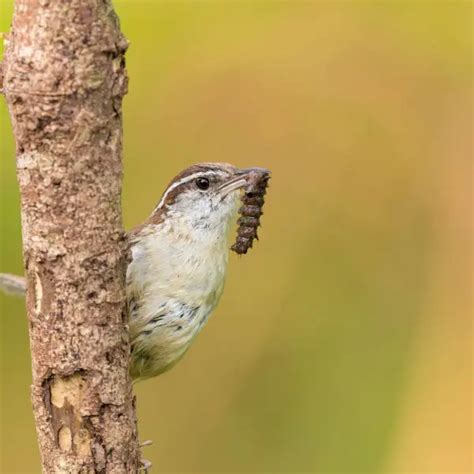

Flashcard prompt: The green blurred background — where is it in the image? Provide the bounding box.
[0,1,472,472]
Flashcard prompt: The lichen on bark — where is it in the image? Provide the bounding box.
[2,0,140,471]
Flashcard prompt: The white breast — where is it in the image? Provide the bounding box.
[127,220,229,379]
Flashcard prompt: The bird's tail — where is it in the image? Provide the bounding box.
[0,273,27,297]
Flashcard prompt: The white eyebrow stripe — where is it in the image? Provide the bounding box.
[155,170,220,211]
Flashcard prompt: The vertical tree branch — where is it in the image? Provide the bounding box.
[2,0,140,471]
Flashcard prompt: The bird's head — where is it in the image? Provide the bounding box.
[150,163,269,237]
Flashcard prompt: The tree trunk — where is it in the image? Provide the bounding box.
[2,1,140,471]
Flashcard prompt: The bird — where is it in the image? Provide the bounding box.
[127,162,269,380]
[0,163,270,381]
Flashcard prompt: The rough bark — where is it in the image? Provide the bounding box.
[2,1,140,472]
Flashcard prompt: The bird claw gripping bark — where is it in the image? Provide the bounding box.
[231,169,270,255]
[140,458,153,472]
[139,439,154,471]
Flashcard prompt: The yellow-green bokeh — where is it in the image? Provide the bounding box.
[0,1,471,473]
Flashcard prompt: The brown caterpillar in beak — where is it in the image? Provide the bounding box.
[231,169,270,255]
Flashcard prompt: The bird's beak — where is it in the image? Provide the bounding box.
[218,167,270,196]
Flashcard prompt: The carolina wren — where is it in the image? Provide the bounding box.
[127,163,270,380]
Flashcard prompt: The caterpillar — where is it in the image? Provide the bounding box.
[231,169,270,255]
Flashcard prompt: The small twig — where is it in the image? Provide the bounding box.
[0,273,26,297]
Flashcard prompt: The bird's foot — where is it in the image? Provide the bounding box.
[139,440,153,471]
[139,458,152,472]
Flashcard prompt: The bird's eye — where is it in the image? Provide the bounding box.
[195,177,210,190]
